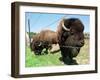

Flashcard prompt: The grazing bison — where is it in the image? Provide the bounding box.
[57,18,85,65]
[31,40,50,55]
[30,30,58,55]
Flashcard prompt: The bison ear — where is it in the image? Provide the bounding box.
[62,19,70,31]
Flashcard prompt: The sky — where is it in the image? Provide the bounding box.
[25,12,90,33]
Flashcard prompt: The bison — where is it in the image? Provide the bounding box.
[30,30,58,55]
[57,18,85,65]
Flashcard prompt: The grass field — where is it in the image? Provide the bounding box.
[76,39,89,64]
[25,39,89,67]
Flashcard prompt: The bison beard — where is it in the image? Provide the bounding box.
[30,30,58,55]
[57,18,85,65]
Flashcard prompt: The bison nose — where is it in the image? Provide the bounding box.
[76,40,84,47]
[80,40,84,47]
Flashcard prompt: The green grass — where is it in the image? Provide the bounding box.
[25,48,63,67]
[25,39,89,67]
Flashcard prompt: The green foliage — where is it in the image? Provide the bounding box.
[84,33,90,39]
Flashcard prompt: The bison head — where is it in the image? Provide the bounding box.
[30,40,43,55]
[30,40,51,55]
[57,18,85,65]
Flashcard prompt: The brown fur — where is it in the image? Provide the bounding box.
[57,19,84,46]
[56,18,85,65]
[31,30,58,45]
[39,30,58,44]
[31,30,58,54]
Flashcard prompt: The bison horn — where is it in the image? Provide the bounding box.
[38,42,42,46]
[62,20,70,31]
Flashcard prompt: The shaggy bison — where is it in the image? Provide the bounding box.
[57,18,85,65]
[30,30,58,55]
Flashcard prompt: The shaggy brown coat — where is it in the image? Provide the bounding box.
[30,30,58,54]
[56,18,85,65]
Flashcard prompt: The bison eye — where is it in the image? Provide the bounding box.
[70,31,74,35]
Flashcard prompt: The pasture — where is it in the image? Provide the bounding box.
[25,39,89,67]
